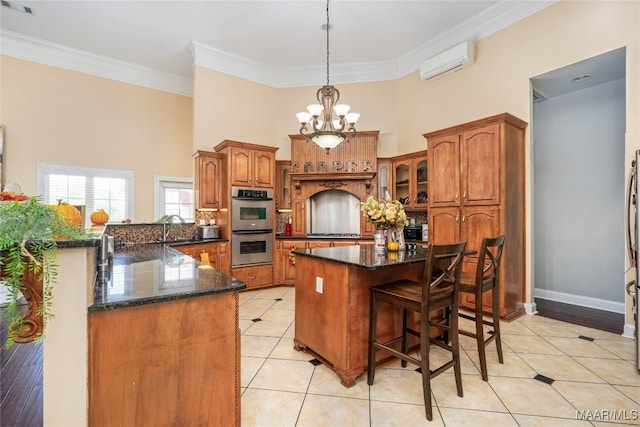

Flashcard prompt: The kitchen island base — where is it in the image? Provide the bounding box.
[294,247,429,387]
[88,292,240,426]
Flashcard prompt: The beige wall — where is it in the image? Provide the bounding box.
[0,56,193,222]
[193,66,280,152]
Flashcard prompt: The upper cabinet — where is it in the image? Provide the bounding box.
[193,150,222,209]
[377,158,392,200]
[215,140,278,189]
[428,124,500,208]
[392,150,428,210]
[276,161,292,210]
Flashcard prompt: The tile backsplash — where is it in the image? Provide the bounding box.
[105,223,198,246]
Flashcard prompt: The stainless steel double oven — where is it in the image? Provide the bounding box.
[231,186,274,267]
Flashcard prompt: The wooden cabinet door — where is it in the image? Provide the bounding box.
[461,124,500,206]
[229,147,252,187]
[292,200,305,236]
[428,134,461,208]
[377,158,392,200]
[392,158,411,208]
[413,156,428,209]
[275,161,291,210]
[218,242,230,275]
[428,207,460,245]
[253,150,275,188]
[194,151,221,209]
[461,206,500,255]
[200,156,221,208]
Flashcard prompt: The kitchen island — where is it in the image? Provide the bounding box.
[88,243,245,426]
[293,245,428,387]
[88,244,246,426]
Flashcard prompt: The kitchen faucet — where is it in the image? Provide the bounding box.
[162,214,185,241]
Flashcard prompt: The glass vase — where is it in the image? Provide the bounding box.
[374,227,387,252]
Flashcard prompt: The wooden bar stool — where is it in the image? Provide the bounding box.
[458,235,505,381]
[367,242,467,421]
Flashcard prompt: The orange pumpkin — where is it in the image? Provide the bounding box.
[49,200,82,227]
[90,209,109,225]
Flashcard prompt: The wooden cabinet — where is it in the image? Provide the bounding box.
[275,160,292,210]
[214,140,278,189]
[231,264,273,290]
[392,150,428,210]
[174,241,230,275]
[193,151,222,209]
[88,292,240,426]
[275,239,305,285]
[425,113,527,320]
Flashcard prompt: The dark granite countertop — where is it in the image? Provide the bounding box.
[89,242,245,313]
[293,244,428,270]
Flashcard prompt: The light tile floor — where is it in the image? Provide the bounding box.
[239,286,640,426]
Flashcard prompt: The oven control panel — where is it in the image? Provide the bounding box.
[232,187,273,200]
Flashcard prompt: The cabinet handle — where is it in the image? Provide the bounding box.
[462,215,466,225]
[250,275,256,279]
[455,192,459,203]
[455,214,459,223]
[249,175,252,183]
[255,177,259,183]
[463,191,468,203]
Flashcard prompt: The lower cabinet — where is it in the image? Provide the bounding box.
[275,240,306,285]
[231,264,274,290]
[174,241,230,275]
[274,239,362,285]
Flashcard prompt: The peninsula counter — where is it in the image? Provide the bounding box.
[292,245,428,387]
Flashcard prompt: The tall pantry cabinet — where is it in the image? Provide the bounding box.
[424,113,527,320]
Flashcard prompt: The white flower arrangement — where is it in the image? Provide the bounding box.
[359,191,409,229]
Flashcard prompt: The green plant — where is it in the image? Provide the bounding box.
[0,197,87,348]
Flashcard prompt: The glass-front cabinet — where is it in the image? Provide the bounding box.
[275,160,291,210]
[392,150,428,210]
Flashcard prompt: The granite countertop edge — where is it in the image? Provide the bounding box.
[89,243,245,313]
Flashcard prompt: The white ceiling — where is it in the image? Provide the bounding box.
[1,0,558,94]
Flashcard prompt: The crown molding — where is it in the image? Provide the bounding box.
[0,30,193,96]
[1,1,556,91]
[397,0,557,77]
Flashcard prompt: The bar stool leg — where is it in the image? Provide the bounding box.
[476,296,489,381]
[492,288,504,364]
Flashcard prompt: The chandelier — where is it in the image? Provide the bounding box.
[296,0,359,153]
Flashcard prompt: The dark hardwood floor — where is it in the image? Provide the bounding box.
[1,307,43,427]
[535,298,625,334]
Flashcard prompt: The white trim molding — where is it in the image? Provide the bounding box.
[0,30,193,96]
[622,323,635,339]
[533,288,626,314]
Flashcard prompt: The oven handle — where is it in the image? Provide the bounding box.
[231,229,273,235]
[232,196,273,201]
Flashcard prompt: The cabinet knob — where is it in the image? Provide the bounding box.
[455,192,459,203]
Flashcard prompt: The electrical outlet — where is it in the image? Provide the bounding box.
[315,277,323,294]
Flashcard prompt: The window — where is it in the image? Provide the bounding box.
[154,176,194,222]
[37,164,133,224]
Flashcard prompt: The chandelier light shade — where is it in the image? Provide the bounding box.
[296,0,359,153]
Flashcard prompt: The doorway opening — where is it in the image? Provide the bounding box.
[531,48,626,333]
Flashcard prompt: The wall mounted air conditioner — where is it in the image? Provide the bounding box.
[420,41,475,81]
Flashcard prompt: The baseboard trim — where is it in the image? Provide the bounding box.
[524,302,538,315]
[533,288,625,314]
[622,323,636,339]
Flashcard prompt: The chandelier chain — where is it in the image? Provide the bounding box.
[325,0,330,86]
